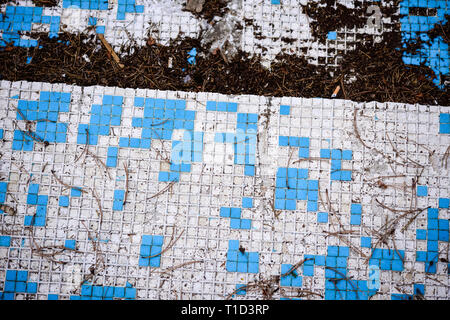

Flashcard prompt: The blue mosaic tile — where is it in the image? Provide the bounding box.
[113,190,125,211]
[1,269,38,299]
[0,236,11,247]
[440,113,450,134]
[70,282,136,300]
[280,264,303,287]
[399,0,449,88]
[0,182,7,214]
[139,235,164,267]
[0,6,60,47]
[77,95,123,146]
[226,240,259,273]
[24,184,48,227]
[280,105,290,115]
[275,167,318,211]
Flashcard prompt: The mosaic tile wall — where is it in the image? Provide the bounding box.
[0,80,448,300]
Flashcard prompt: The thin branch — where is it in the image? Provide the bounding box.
[123,162,129,205]
[51,170,86,194]
[147,181,176,200]
[281,258,313,277]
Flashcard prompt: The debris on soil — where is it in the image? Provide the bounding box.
[302,0,399,43]
[97,34,125,69]
[0,29,448,105]
[200,4,243,60]
[302,0,367,43]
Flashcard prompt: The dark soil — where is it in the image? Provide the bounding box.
[336,32,448,104]
[0,29,447,105]
[302,0,367,44]
[31,0,59,6]
[0,0,16,5]
[301,0,400,44]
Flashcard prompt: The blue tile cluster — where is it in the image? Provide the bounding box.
[320,148,352,181]
[350,203,362,225]
[416,206,449,273]
[226,240,259,273]
[12,130,34,151]
[0,270,37,300]
[300,246,375,300]
[271,0,280,4]
[13,91,71,150]
[280,264,302,287]
[237,113,257,176]
[24,184,48,227]
[219,207,251,229]
[158,171,181,182]
[78,95,123,145]
[0,182,7,214]
[139,235,164,267]
[280,105,290,115]
[62,0,143,22]
[117,0,144,20]
[326,277,376,300]
[399,0,449,88]
[440,113,450,134]
[303,246,378,300]
[325,278,373,300]
[0,6,60,48]
[70,282,136,300]
[106,147,119,167]
[0,129,3,139]
[279,136,310,158]
[215,113,257,176]
[47,294,59,300]
[303,246,348,278]
[123,97,194,152]
[275,167,319,211]
[220,198,253,230]
[206,101,238,112]
[0,235,11,247]
[369,248,405,271]
[113,190,125,211]
[62,0,109,10]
